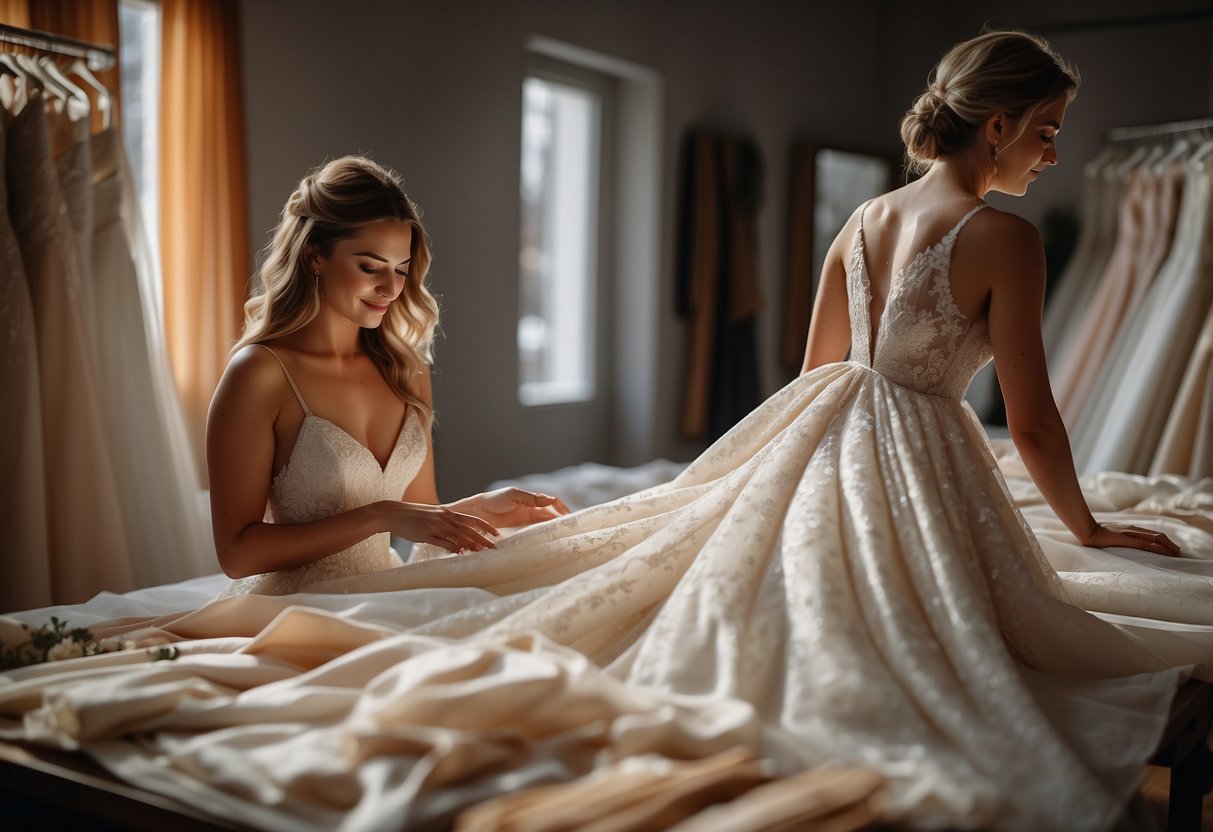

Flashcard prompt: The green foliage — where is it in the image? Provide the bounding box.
[0,616,131,670]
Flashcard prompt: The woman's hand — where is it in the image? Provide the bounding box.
[379,501,501,553]
[1079,522,1182,557]
[451,488,570,530]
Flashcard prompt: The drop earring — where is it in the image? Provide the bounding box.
[314,270,321,294]
[991,144,1000,178]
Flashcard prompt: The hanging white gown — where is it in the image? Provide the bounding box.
[1072,152,1213,475]
[1042,148,1129,365]
[6,91,131,604]
[87,126,214,586]
[0,80,51,611]
[1151,303,1213,479]
[3,202,1210,832]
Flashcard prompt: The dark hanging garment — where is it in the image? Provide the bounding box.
[675,128,763,441]
[782,141,816,371]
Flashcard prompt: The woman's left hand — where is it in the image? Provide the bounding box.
[451,488,570,530]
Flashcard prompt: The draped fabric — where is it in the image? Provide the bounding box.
[1151,303,1213,479]
[0,0,29,28]
[675,129,763,441]
[1044,136,1213,478]
[0,91,50,611]
[6,84,132,603]
[781,141,816,370]
[160,0,250,481]
[0,21,214,605]
[3,196,1210,832]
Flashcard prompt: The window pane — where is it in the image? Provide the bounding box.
[519,76,600,406]
[119,0,162,323]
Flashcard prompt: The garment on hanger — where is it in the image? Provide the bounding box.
[1151,303,1213,479]
[1051,160,1182,424]
[0,80,51,611]
[6,86,131,604]
[1072,151,1213,475]
[1041,147,1125,362]
[675,129,763,441]
[88,124,214,585]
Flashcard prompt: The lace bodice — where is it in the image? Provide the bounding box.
[848,203,993,400]
[217,347,426,596]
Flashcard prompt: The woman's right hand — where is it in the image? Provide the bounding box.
[378,501,501,553]
[1079,522,1182,557]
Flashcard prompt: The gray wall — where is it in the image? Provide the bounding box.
[239,0,1211,500]
[874,0,1213,225]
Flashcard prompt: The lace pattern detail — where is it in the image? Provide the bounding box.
[217,409,425,597]
[850,203,993,400]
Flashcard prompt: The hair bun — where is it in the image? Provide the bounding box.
[900,87,969,171]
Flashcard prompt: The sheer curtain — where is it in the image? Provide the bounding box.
[160,0,249,483]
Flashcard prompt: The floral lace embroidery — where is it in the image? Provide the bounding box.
[849,203,993,400]
[217,410,426,597]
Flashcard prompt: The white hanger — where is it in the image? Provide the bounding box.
[14,51,64,106]
[0,51,25,81]
[38,55,90,122]
[1152,137,1192,174]
[0,54,27,115]
[67,58,111,129]
[1189,137,1213,166]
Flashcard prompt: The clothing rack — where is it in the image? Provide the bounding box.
[0,22,115,72]
[1106,117,1213,144]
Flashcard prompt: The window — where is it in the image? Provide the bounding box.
[518,74,603,406]
[118,0,162,320]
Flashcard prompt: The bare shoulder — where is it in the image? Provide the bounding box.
[829,198,876,257]
[210,344,289,421]
[961,207,1045,287]
[967,208,1042,259]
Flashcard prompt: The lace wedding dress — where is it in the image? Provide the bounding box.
[215,345,415,596]
[4,204,1210,832]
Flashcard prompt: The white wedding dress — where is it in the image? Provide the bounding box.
[4,203,1212,832]
[215,345,413,596]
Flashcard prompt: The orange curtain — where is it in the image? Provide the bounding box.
[160,0,250,481]
[0,1,30,26]
[27,0,121,132]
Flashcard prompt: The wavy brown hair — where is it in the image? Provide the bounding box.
[900,29,1079,175]
[236,156,438,427]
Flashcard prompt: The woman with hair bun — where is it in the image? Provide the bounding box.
[6,32,1211,832]
[206,156,567,595]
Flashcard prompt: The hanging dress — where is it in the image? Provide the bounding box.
[7,89,131,604]
[0,77,51,611]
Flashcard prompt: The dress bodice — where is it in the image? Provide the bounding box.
[217,346,427,596]
[848,203,993,400]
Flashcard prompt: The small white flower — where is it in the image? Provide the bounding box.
[47,638,84,661]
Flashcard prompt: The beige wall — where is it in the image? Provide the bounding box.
[239,0,1211,498]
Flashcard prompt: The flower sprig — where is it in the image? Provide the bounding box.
[0,616,130,670]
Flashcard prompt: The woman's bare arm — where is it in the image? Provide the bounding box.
[206,348,498,578]
[984,213,1179,555]
[802,214,857,373]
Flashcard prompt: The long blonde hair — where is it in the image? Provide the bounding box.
[900,29,1079,175]
[236,156,438,427]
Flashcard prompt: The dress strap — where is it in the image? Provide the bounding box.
[947,203,988,239]
[254,344,312,416]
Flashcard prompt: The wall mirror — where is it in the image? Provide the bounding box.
[783,144,897,368]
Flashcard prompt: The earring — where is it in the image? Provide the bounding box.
[313,270,321,293]
[991,144,1000,177]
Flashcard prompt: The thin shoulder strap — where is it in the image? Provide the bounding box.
[857,199,872,236]
[948,203,988,240]
[254,344,311,416]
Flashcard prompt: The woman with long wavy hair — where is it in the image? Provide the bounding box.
[207,156,566,596]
